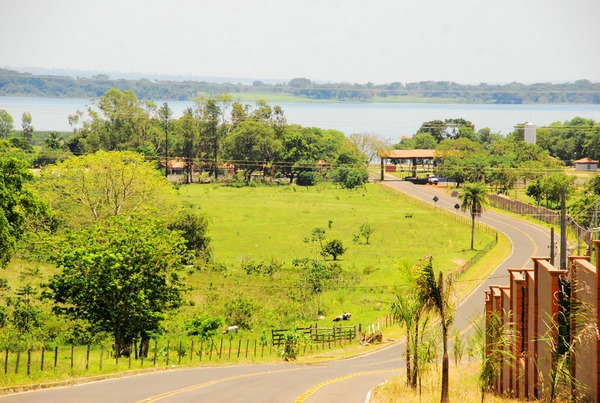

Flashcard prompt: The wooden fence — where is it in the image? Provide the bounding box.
[271,323,360,347]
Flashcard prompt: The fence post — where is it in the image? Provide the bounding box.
[100,345,104,371]
[70,345,74,369]
[40,346,45,371]
[153,340,157,366]
[253,340,256,358]
[86,345,90,370]
[166,340,170,366]
[128,352,132,369]
[53,346,58,372]
[4,349,8,375]
[209,339,214,361]
[190,340,194,363]
[245,340,249,358]
[237,339,242,359]
[199,340,203,362]
[27,349,31,376]
[228,337,232,359]
[178,341,182,365]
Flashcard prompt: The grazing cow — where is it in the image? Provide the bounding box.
[332,312,351,322]
[223,325,239,334]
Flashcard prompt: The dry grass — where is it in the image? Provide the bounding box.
[370,361,522,403]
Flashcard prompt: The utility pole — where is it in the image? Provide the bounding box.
[550,227,555,266]
[560,188,567,270]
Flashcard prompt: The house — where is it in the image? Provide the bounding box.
[574,157,598,171]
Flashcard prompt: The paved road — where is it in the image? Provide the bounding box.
[380,180,552,332]
[0,181,552,403]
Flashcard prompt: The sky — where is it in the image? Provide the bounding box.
[1,0,599,85]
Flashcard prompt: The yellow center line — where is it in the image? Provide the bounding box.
[294,369,399,403]
[484,214,542,267]
[136,367,305,403]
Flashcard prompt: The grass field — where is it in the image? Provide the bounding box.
[164,182,498,332]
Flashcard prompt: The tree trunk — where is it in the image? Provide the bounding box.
[115,332,132,358]
[139,333,150,358]
[441,324,449,403]
[470,213,476,250]
[406,328,412,387]
[412,317,419,389]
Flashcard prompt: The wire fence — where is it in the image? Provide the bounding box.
[0,317,399,387]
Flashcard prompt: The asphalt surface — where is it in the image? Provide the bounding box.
[0,180,552,403]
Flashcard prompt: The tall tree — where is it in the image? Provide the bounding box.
[221,121,282,182]
[348,132,389,165]
[0,150,50,267]
[458,182,489,250]
[0,110,13,139]
[49,216,187,358]
[416,256,454,403]
[39,150,167,225]
[21,112,33,143]
[158,102,173,177]
[197,98,222,179]
[176,107,198,183]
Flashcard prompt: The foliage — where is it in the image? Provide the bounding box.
[415,256,454,403]
[166,204,212,263]
[0,152,53,267]
[331,165,369,189]
[185,314,224,339]
[48,216,187,357]
[5,69,600,104]
[459,182,489,250]
[294,258,343,316]
[278,326,310,361]
[467,312,515,403]
[39,150,168,225]
[353,222,375,245]
[0,109,14,139]
[391,262,426,390]
[224,296,257,330]
[322,239,347,260]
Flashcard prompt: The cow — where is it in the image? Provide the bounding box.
[223,325,239,334]
[332,312,351,322]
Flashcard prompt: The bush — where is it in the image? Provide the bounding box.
[186,314,224,339]
[278,326,310,361]
[332,166,369,189]
[297,171,317,186]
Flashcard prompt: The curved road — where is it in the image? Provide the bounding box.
[1,181,552,403]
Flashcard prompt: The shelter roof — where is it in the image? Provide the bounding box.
[575,157,598,164]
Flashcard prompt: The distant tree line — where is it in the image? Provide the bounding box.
[1,68,599,104]
[0,88,372,189]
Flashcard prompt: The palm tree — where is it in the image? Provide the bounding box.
[391,291,424,389]
[416,256,454,403]
[459,182,489,250]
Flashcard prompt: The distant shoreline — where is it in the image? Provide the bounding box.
[2,68,599,105]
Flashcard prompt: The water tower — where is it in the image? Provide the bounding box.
[524,122,536,144]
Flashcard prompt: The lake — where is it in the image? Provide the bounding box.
[2,96,600,142]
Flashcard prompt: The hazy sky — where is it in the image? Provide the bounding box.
[1,0,598,84]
